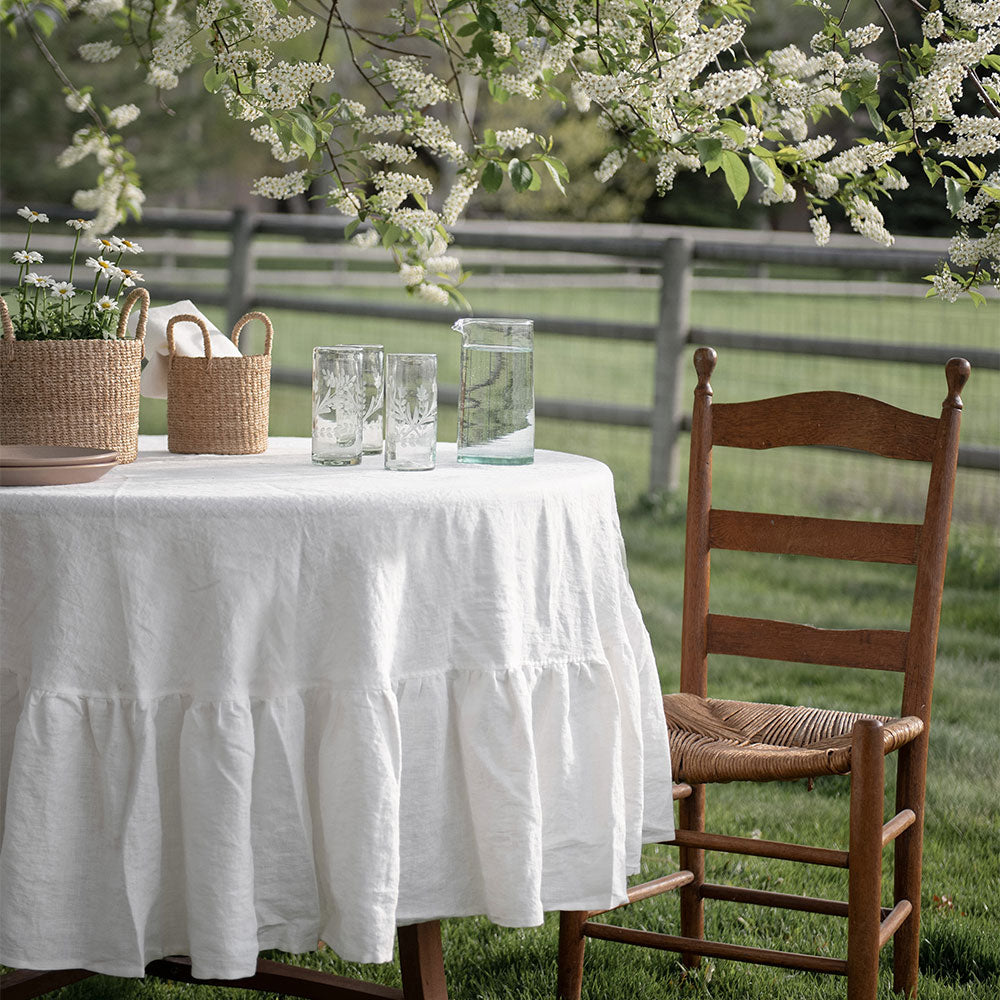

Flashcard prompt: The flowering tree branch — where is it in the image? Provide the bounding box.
[1,0,997,304]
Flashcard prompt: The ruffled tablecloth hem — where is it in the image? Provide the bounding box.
[1,655,673,979]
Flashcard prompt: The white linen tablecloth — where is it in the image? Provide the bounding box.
[0,437,674,979]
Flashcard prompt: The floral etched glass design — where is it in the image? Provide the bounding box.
[385,353,437,471]
[350,344,385,454]
[312,346,364,466]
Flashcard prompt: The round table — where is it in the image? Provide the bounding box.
[0,437,674,981]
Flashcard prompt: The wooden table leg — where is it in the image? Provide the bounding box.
[1,921,447,1000]
[398,921,448,1000]
[0,968,96,1000]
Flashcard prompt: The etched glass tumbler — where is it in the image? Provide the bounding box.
[384,353,437,471]
[339,344,385,454]
[312,346,364,466]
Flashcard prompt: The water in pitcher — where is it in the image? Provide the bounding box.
[458,341,534,464]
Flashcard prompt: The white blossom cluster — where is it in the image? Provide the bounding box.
[26,0,1000,302]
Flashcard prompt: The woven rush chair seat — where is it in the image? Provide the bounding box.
[663,692,924,784]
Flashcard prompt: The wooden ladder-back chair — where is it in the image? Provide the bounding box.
[558,347,970,1000]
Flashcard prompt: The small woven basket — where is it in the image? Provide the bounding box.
[166,310,273,455]
[0,288,149,464]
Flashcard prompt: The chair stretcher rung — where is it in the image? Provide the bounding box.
[706,613,909,671]
[670,829,850,868]
[879,900,914,948]
[882,809,916,847]
[699,882,849,916]
[581,922,848,975]
[672,781,693,800]
[587,870,695,917]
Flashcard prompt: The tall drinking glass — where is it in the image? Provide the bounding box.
[384,353,437,471]
[340,344,385,454]
[312,346,364,466]
[453,318,534,465]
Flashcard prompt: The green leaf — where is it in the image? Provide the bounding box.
[969,289,986,307]
[381,224,403,249]
[541,154,569,181]
[716,120,747,146]
[32,8,55,35]
[272,0,289,11]
[344,218,361,240]
[865,101,883,132]
[748,152,775,191]
[842,89,861,115]
[476,6,499,30]
[508,158,533,192]
[541,158,567,195]
[922,158,942,186]
[945,176,965,215]
[527,165,541,191]
[456,21,480,36]
[720,151,750,207]
[696,137,724,174]
[481,160,504,193]
[290,121,315,158]
[203,65,227,94]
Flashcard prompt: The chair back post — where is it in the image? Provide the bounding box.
[680,347,717,697]
[900,357,969,728]
[892,358,968,996]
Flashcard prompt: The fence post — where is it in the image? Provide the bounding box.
[649,235,693,494]
[226,207,254,332]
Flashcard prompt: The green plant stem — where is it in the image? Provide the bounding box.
[67,230,82,286]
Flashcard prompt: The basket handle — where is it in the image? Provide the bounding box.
[166,313,212,369]
[0,294,13,342]
[117,287,150,344]
[230,310,274,357]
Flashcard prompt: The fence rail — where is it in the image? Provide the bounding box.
[2,205,996,487]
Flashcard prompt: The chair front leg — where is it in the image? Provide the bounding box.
[678,782,706,967]
[848,719,885,1000]
[892,736,928,998]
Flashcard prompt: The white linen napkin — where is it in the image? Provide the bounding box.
[130,300,242,398]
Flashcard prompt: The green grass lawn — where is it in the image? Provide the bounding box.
[36,285,998,999]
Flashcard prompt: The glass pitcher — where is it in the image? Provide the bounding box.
[453,318,534,465]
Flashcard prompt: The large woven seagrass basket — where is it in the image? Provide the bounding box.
[166,310,273,455]
[0,288,149,464]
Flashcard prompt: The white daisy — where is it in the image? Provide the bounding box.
[12,250,44,264]
[50,281,76,300]
[117,267,144,285]
[24,272,51,287]
[116,238,143,254]
[85,255,117,274]
[66,218,93,231]
[95,295,118,313]
[92,236,123,254]
[17,207,49,223]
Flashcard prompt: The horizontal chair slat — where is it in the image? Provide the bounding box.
[706,614,909,672]
[879,900,914,949]
[709,510,922,564]
[669,829,850,868]
[882,809,917,847]
[581,923,848,975]
[711,392,939,462]
[699,883,849,917]
[587,871,696,917]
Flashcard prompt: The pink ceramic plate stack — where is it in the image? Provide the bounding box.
[0,445,119,487]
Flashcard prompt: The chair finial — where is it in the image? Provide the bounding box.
[694,347,717,395]
[944,358,970,410]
